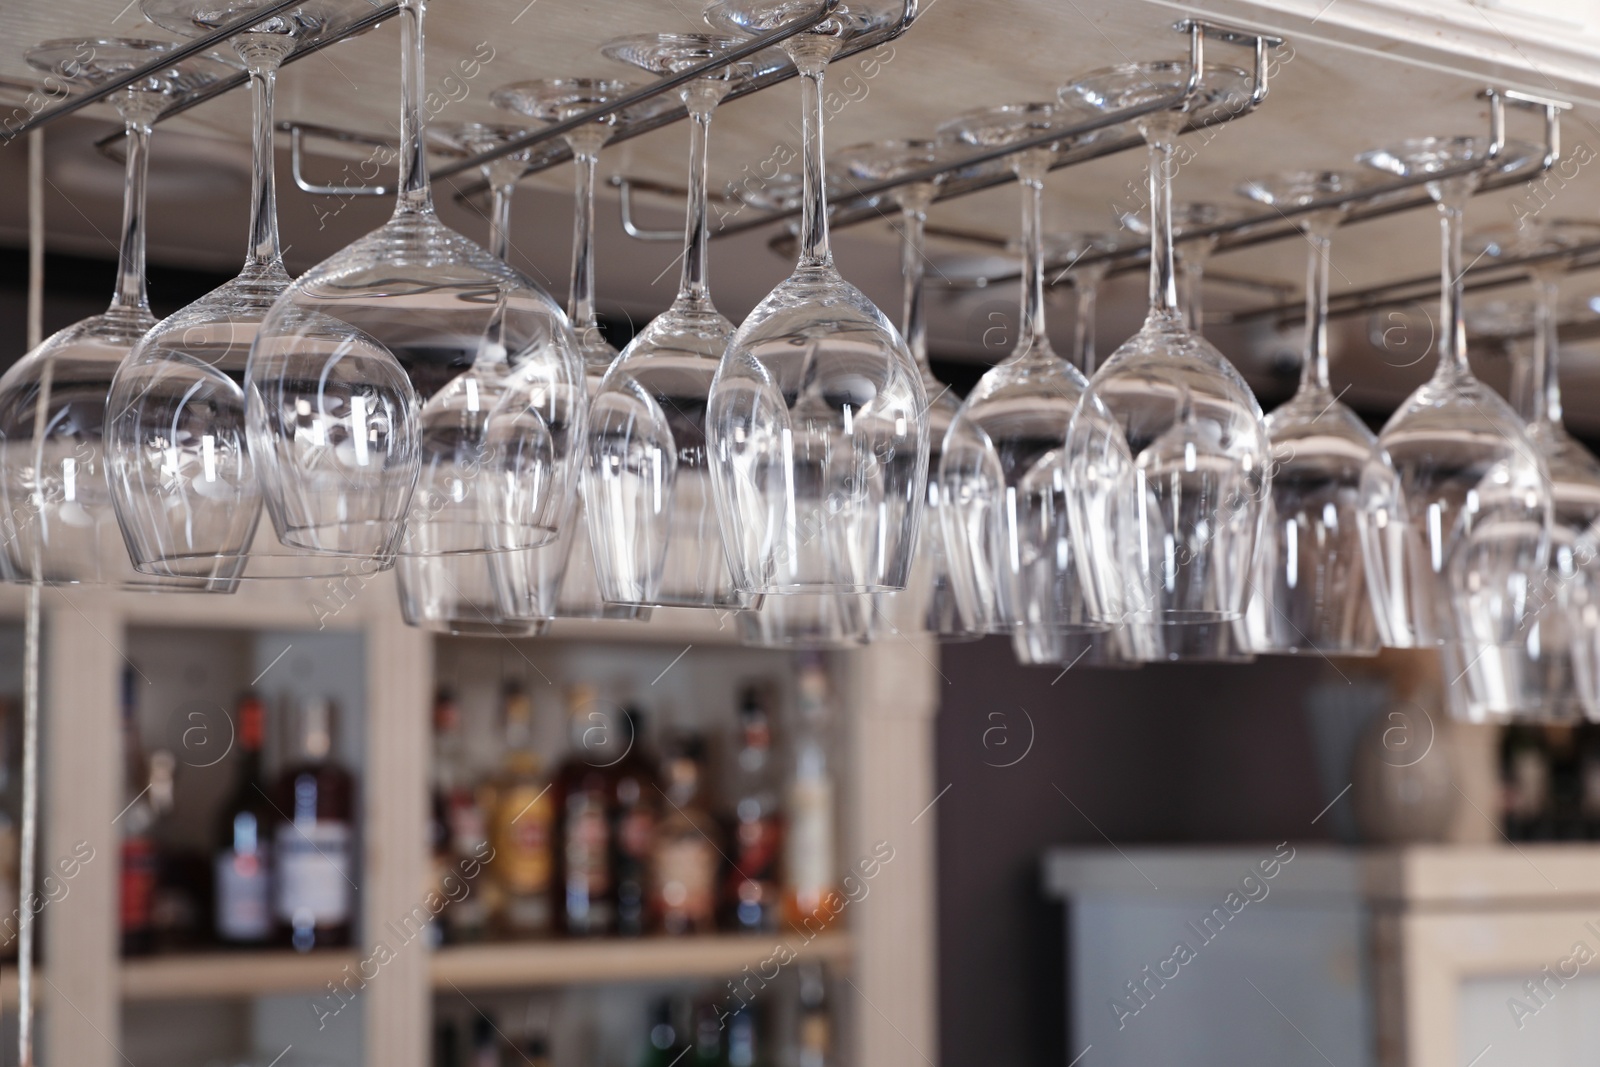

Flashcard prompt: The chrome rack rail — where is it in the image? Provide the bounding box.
[944,87,1568,295]
[0,0,394,141]
[425,0,916,187]
[1228,235,1600,327]
[87,4,401,163]
[710,18,1284,241]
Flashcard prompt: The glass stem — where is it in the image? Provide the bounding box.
[1177,238,1214,335]
[109,115,151,313]
[791,44,836,270]
[1144,129,1182,322]
[567,135,602,340]
[1435,188,1471,380]
[395,0,433,214]
[677,86,719,307]
[1014,150,1052,360]
[1073,267,1103,377]
[243,52,283,268]
[488,181,514,263]
[898,186,932,371]
[1301,223,1334,396]
[1531,271,1563,428]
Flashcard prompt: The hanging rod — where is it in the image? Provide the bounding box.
[710,18,1286,241]
[2,0,321,140]
[1219,236,1600,327]
[88,3,400,163]
[288,0,915,198]
[427,0,918,184]
[938,87,1568,293]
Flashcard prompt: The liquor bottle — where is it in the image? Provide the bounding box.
[488,680,554,938]
[723,686,783,933]
[120,666,160,956]
[215,692,274,945]
[725,1003,762,1067]
[796,963,830,1067]
[553,683,615,936]
[1544,723,1581,839]
[435,687,494,943]
[611,705,656,937]
[471,1014,500,1067]
[641,998,689,1067]
[784,656,837,928]
[1580,721,1600,839]
[650,734,719,935]
[1502,723,1549,840]
[0,700,20,961]
[273,696,356,951]
[435,1018,461,1067]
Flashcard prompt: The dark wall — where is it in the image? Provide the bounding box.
[935,637,1341,1067]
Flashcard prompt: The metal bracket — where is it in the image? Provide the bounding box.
[714,17,1287,240]
[286,121,396,197]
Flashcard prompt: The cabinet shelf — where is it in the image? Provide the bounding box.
[3,931,855,1004]
[431,929,854,990]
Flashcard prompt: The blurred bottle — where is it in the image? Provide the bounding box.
[796,963,830,1067]
[1579,722,1600,839]
[148,749,207,952]
[611,705,656,938]
[215,692,274,945]
[651,734,719,935]
[490,681,554,939]
[120,666,160,956]
[1544,723,1582,838]
[435,1017,461,1067]
[723,685,783,933]
[471,1013,500,1067]
[725,1003,763,1067]
[640,997,690,1067]
[521,1030,553,1067]
[784,656,836,928]
[273,696,355,951]
[692,997,724,1067]
[0,700,20,960]
[1502,723,1550,840]
[554,683,616,936]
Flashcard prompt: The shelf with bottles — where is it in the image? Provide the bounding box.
[117,624,366,962]
[1498,719,1600,841]
[434,957,841,1067]
[427,635,848,952]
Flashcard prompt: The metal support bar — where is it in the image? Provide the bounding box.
[939,86,1566,294]
[1,0,309,140]
[615,176,688,242]
[713,18,1284,240]
[428,0,864,183]
[87,4,400,161]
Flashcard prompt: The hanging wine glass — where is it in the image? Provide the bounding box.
[738,592,869,649]
[1473,219,1600,719]
[1003,231,1138,669]
[831,137,977,641]
[1059,60,1270,663]
[1119,202,1249,334]
[0,39,232,589]
[702,1,926,597]
[106,2,382,585]
[249,0,583,625]
[1234,170,1385,657]
[580,34,784,614]
[932,104,1113,663]
[1357,135,1552,718]
[431,122,566,264]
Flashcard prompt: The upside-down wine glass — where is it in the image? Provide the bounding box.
[934,103,1113,666]
[488,77,655,624]
[1011,231,1139,668]
[1479,219,1600,719]
[1234,170,1386,656]
[433,122,565,266]
[1060,60,1271,663]
[108,1,380,585]
[703,0,927,597]
[1122,202,1247,335]
[1357,135,1552,719]
[0,39,232,589]
[583,33,784,614]
[832,137,978,641]
[249,0,583,636]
